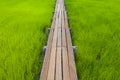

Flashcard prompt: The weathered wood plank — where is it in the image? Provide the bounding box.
[62,47,70,80]
[56,47,62,80]
[57,11,62,47]
[61,9,70,80]
[47,5,60,80]
[56,10,62,80]
[40,6,57,80]
[64,11,78,80]
[47,24,58,80]
[61,10,66,47]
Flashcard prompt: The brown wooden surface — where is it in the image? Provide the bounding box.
[61,9,70,80]
[64,11,78,80]
[56,10,62,80]
[47,8,59,80]
[40,0,78,79]
[56,47,62,80]
[39,6,57,80]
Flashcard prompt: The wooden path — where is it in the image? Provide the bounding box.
[40,0,78,79]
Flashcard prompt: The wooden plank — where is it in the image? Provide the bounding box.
[56,7,62,80]
[61,10,66,47]
[40,26,54,80]
[40,7,57,80]
[64,11,78,80]
[47,5,60,80]
[47,28,57,80]
[47,47,56,80]
[56,47,62,80]
[47,24,57,80]
[40,2,59,80]
[57,10,62,47]
[62,47,70,80]
[57,28,62,47]
[61,9,70,80]
[66,29,78,80]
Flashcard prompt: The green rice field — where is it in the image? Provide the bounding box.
[65,0,120,80]
[0,0,54,80]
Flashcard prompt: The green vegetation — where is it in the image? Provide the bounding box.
[0,0,54,80]
[1,0,120,79]
[65,0,120,80]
